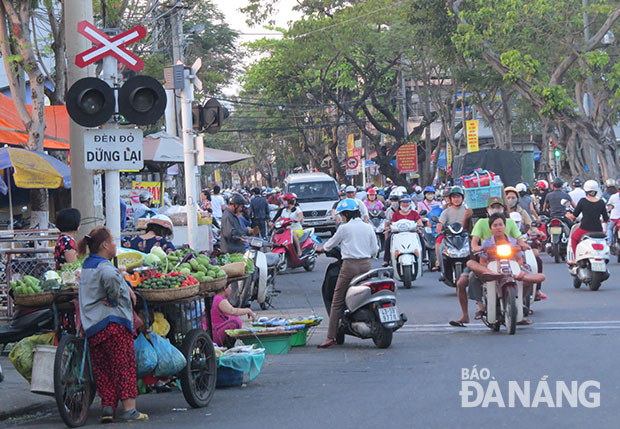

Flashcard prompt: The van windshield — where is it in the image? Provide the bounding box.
[287,181,339,202]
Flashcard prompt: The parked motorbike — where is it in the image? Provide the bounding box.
[271,218,317,272]
[480,244,529,335]
[0,305,53,350]
[567,226,610,291]
[230,237,280,309]
[321,247,407,348]
[389,219,423,289]
[369,209,386,258]
[439,222,470,288]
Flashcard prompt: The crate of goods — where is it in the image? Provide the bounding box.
[216,366,244,387]
[462,171,496,188]
[240,333,292,355]
[463,184,503,209]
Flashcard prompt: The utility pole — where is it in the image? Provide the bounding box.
[65,0,103,236]
[170,1,184,138]
[180,67,199,250]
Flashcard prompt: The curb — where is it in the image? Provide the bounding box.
[0,400,56,423]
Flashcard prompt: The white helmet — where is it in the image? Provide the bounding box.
[509,211,522,225]
[584,180,599,193]
[389,189,403,200]
[147,214,174,236]
[515,183,527,193]
[396,186,408,194]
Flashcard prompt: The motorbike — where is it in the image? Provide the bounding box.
[438,222,470,288]
[369,209,386,258]
[389,219,424,289]
[545,201,572,263]
[271,218,317,272]
[321,247,407,348]
[480,244,529,335]
[230,237,280,309]
[567,225,610,291]
[0,304,53,350]
[420,206,442,271]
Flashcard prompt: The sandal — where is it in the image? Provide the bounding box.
[449,320,467,327]
[517,319,533,325]
[317,338,337,349]
[474,310,486,320]
[535,291,548,300]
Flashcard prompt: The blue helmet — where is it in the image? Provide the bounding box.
[335,198,359,214]
[399,194,412,203]
[423,186,435,194]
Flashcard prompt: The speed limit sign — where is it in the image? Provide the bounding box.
[346,156,359,170]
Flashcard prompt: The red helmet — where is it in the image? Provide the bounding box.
[536,180,548,190]
[367,188,377,195]
[283,192,297,202]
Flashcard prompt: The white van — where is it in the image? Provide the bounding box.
[284,172,340,233]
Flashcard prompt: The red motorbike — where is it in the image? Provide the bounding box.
[271,218,317,272]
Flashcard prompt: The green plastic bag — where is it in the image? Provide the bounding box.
[9,332,55,382]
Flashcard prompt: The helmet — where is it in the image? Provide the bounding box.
[147,214,173,235]
[399,194,412,203]
[605,179,615,188]
[230,193,246,206]
[282,193,297,202]
[139,190,152,203]
[448,186,464,197]
[515,183,527,193]
[266,188,273,194]
[552,178,563,189]
[345,185,356,193]
[573,177,583,187]
[423,186,436,194]
[584,180,599,193]
[389,189,403,200]
[414,185,422,193]
[335,198,359,214]
[504,186,518,196]
[509,211,522,225]
[367,188,377,195]
[396,186,408,194]
[536,180,548,190]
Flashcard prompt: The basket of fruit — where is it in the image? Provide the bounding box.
[200,276,228,292]
[174,254,228,292]
[10,276,54,307]
[136,272,200,302]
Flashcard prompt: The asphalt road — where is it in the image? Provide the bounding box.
[8,252,620,428]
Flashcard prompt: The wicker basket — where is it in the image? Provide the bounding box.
[136,284,199,302]
[220,262,246,277]
[199,276,227,292]
[13,291,54,308]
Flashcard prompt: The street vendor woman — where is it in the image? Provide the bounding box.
[211,283,256,347]
[54,208,81,270]
[122,214,176,254]
[78,226,148,423]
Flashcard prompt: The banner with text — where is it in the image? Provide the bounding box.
[397,143,418,173]
[466,120,479,152]
[131,181,163,205]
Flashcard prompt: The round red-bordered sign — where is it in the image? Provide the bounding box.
[346,156,359,169]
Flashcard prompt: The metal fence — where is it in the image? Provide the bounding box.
[0,230,59,320]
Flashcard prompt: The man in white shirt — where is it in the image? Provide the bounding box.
[317,198,378,349]
[606,187,620,245]
[210,185,226,224]
[345,185,369,222]
[568,177,586,205]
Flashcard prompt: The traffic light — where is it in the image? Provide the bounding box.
[554,149,561,158]
[66,76,167,127]
[192,98,229,134]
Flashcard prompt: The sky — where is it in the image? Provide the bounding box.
[211,0,301,94]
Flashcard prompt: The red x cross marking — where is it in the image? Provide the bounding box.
[75,21,146,71]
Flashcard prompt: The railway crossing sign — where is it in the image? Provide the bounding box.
[75,21,146,71]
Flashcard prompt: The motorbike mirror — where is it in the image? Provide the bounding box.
[419,210,428,216]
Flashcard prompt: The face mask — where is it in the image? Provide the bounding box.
[507,199,518,208]
[391,201,399,209]
[400,203,411,212]
[488,208,503,215]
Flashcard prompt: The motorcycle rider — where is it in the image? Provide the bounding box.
[221,194,252,254]
[412,185,424,204]
[316,199,378,349]
[601,179,617,202]
[516,183,540,222]
[542,178,574,224]
[345,185,370,222]
[384,189,403,222]
[435,186,471,274]
[417,186,440,213]
[606,179,620,245]
[534,180,549,209]
[364,188,384,211]
[271,193,304,257]
[383,194,424,267]
[568,180,609,263]
[569,177,586,205]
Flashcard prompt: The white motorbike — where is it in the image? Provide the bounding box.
[389,219,423,289]
[567,225,610,291]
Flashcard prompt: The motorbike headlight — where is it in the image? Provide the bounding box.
[497,244,512,257]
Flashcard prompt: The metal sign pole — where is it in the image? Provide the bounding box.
[181,67,199,249]
[102,31,121,245]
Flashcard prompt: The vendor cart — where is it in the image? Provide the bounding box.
[43,288,217,427]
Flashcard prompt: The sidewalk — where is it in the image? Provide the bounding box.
[0,355,55,421]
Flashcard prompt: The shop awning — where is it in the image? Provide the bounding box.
[0,93,70,150]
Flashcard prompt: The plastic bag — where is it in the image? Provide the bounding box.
[134,333,158,377]
[9,332,55,382]
[149,332,186,377]
[149,312,170,337]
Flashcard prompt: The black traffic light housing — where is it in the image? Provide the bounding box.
[65,77,115,127]
[192,98,229,134]
[66,76,167,127]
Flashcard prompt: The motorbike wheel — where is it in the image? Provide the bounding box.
[304,258,316,272]
[553,243,561,264]
[573,277,582,289]
[427,249,436,271]
[617,249,620,264]
[402,265,413,289]
[277,255,288,273]
[372,326,393,349]
[503,287,517,335]
[335,331,345,345]
[589,272,604,291]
